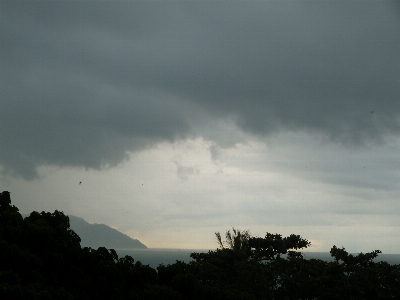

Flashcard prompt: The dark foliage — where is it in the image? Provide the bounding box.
[1,191,400,299]
[0,191,166,300]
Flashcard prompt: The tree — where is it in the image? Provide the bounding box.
[330,245,381,267]
[0,191,11,210]
[248,232,311,261]
[0,191,160,300]
[214,229,311,261]
[190,229,312,299]
[215,228,251,252]
[2,192,400,299]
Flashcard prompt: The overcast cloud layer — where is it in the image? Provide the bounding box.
[1,1,400,252]
[1,0,400,178]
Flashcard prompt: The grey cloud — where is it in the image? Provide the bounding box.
[234,133,400,192]
[209,145,221,162]
[1,1,400,178]
[174,161,200,181]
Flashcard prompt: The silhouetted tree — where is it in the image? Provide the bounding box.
[330,245,381,267]
[0,191,160,300]
[2,192,400,300]
[215,228,251,252]
[248,232,311,261]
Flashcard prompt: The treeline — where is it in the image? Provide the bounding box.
[1,191,399,299]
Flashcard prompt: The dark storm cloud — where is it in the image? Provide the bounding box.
[1,1,399,178]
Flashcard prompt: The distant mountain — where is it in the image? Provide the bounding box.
[68,215,147,249]
[22,213,147,249]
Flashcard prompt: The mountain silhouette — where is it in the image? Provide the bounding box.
[21,213,147,249]
[68,215,147,249]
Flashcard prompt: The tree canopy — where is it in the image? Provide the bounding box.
[1,191,399,299]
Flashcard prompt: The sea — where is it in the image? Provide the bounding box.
[115,248,400,269]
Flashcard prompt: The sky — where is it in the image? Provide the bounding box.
[1,0,400,253]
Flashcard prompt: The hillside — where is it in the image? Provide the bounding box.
[22,213,147,249]
[68,215,147,249]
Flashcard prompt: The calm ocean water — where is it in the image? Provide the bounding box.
[115,249,400,269]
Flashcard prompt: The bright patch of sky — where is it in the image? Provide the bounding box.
[6,134,400,253]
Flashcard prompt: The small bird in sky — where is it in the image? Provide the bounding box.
[79,181,82,185]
